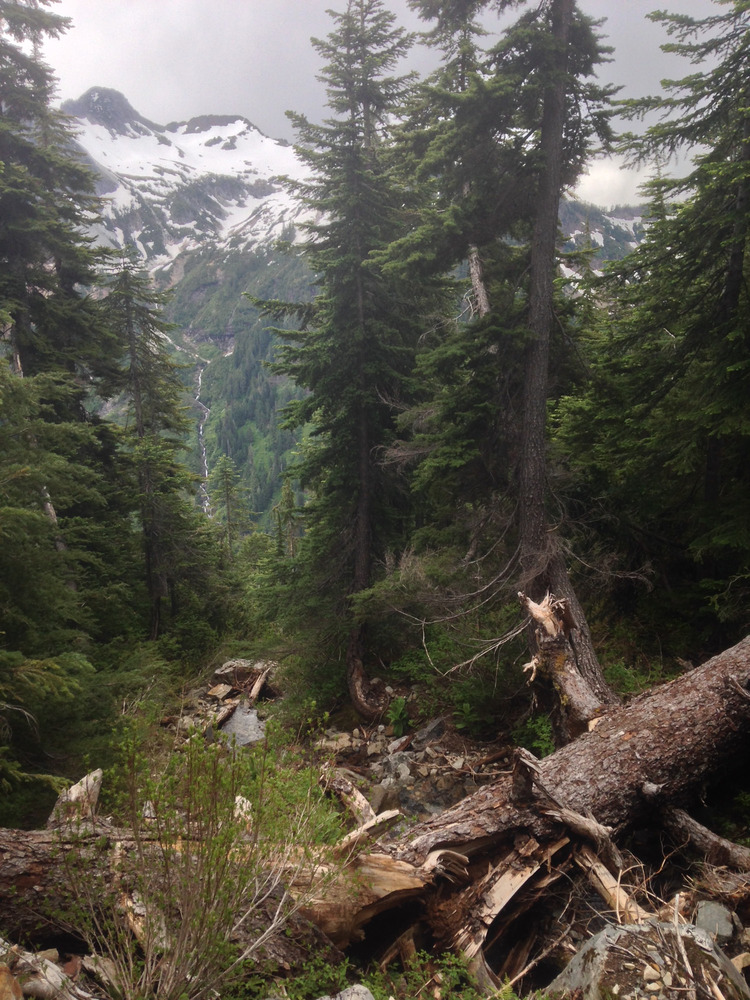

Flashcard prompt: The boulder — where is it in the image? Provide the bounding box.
[212,659,275,689]
[46,769,103,827]
[316,987,375,1000]
[548,921,750,1000]
[696,900,735,945]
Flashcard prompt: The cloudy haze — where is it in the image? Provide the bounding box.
[45,0,717,208]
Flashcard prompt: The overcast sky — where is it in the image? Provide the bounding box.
[44,0,717,208]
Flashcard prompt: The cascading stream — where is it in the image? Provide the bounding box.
[194,362,212,514]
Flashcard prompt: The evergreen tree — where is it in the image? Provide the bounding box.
[386,0,615,697]
[269,0,436,715]
[0,0,112,381]
[207,454,253,558]
[558,1,750,648]
[101,253,200,640]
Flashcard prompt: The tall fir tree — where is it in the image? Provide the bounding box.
[386,0,615,703]
[100,252,201,640]
[557,1,750,649]
[0,1,133,791]
[269,0,439,716]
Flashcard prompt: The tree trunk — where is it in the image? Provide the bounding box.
[517,0,612,706]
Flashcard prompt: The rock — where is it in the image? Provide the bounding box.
[0,967,22,1000]
[47,769,103,827]
[82,954,119,987]
[316,733,353,752]
[316,987,376,1000]
[335,988,375,1000]
[696,900,734,944]
[387,736,410,753]
[218,704,266,746]
[548,921,750,1000]
[207,683,233,701]
[411,717,447,751]
[33,953,57,965]
[368,783,400,813]
[212,659,272,688]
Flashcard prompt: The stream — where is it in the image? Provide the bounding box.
[194,363,211,514]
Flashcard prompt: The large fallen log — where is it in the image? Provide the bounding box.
[303,635,750,966]
[1,637,750,986]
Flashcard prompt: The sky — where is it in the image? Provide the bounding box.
[44,0,718,208]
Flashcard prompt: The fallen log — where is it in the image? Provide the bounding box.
[1,637,750,987]
[304,635,750,968]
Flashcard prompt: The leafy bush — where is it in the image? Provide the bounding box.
[511,714,556,758]
[61,733,345,1000]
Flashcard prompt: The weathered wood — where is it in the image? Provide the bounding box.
[664,807,750,871]
[575,845,651,924]
[391,636,750,868]
[321,767,377,826]
[520,591,611,738]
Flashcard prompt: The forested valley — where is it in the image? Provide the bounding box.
[3,1,750,998]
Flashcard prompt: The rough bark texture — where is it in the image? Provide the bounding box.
[518,0,573,586]
[394,636,750,868]
[520,591,611,738]
[664,807,750,871]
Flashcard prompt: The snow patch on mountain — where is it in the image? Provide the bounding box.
[64,87,311,269]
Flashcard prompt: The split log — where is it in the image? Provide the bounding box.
[519,590,612,739]
[304,635,750,960]
[392,635,750,868]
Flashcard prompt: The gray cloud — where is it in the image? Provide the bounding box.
[45,0,717,206]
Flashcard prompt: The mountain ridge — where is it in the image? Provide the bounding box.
[63,87,646,520]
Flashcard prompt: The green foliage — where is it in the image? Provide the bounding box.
[385,696,410,737]
[363,951,486,1000]
[552,1,750,652]
[61,733,345,1000]
[279,950,489,1000]
[511,714,556,759]
[284,955,354,1000]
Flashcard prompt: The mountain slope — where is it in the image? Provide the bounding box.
[62,87,309,270]
[64,87,646,521]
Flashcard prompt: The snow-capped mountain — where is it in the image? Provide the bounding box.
[63,87,309,273]
[64,86,645,283]
[61,88,648,520]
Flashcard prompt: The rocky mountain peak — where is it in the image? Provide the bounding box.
[62,86,159,137]
[171,113,258,136]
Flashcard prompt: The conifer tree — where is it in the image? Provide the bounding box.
[270,0,434,716]
[101,253,199,640]
[0,0,112,382]
[558,1,750,646]
[208,455,253,559]
[389,0,615,699]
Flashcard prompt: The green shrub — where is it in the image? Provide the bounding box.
[60,733,345,1000]
[385,696,410,736]
[511,714,556,758]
